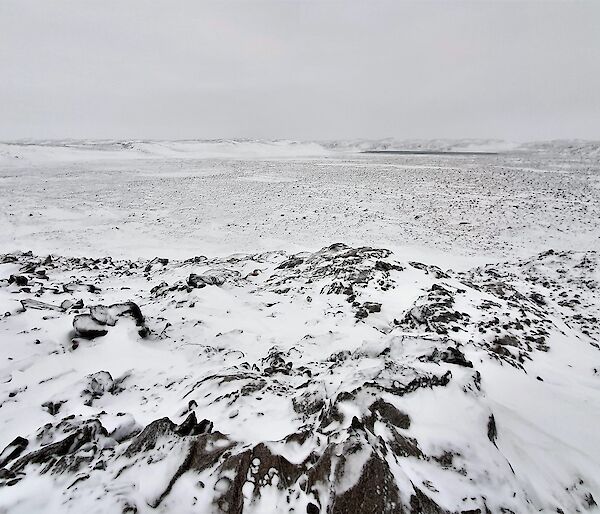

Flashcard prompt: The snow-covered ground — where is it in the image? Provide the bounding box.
[1,139,599,265]
[0,140,599,513]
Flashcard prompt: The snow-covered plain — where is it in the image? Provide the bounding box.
[1,139,599,264]
[0,140,599,513]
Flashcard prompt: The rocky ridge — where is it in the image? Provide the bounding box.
[0,244,599,513]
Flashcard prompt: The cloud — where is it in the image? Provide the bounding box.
[1,0,599,140]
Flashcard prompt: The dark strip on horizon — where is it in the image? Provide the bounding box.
[362,150,499,156]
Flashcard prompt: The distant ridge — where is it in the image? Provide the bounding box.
[362,150,499,156]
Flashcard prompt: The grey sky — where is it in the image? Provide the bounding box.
[1,0,599,141]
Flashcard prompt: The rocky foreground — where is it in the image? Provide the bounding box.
[0,244,599,513]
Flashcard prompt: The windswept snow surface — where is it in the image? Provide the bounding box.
[1,139,599,264]
[0,141,599,513]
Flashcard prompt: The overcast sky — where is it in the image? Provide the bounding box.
[1,1,599,141]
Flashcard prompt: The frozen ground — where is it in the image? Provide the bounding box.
[0,140,599,513]
[1,139,599,265]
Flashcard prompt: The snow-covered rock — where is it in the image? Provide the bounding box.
[0,245,598,513]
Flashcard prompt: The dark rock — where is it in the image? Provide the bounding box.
[307,502,320,514]
[176,412,213,437]
[276,256,304,269]
[73,302,146,338]
[0,468,18,481]
[213,442,304,513]
[42,401,65,416]
[410,487,450,514]
[401,285,466,334]
[395,370,452,396]
[73,314,109,339]
[150,281,170,296]
[584,493,597,508]
[355,307,369,319]
[408,262,449,279]
[321,281,353,295]
[9,275,28,286]
[487,414,497,444]
[90,302,145,327]
[82,371,114,406]
[494,335,519,347]
[425,346,473,368]
[144,257,169,272]
[10,422,105,473]
[125,418,177,457]
[63,282,98,293]
[389,431,424,459]
[20,299,63,312]
[529,292,546,306]
[375,260,404,272]
[363,301,382,313]
[188,270,238,288]
[262,350,293,375]
[433,451,455,469]
[141,431,236,509]
[61,299,84,310]
[195,419,213,435]
[331,451,403,514]
[138,326,151,338]
[369,399,411,429]
[293,390,325,417]
[176,412,198,436]
[0,436,28,468]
